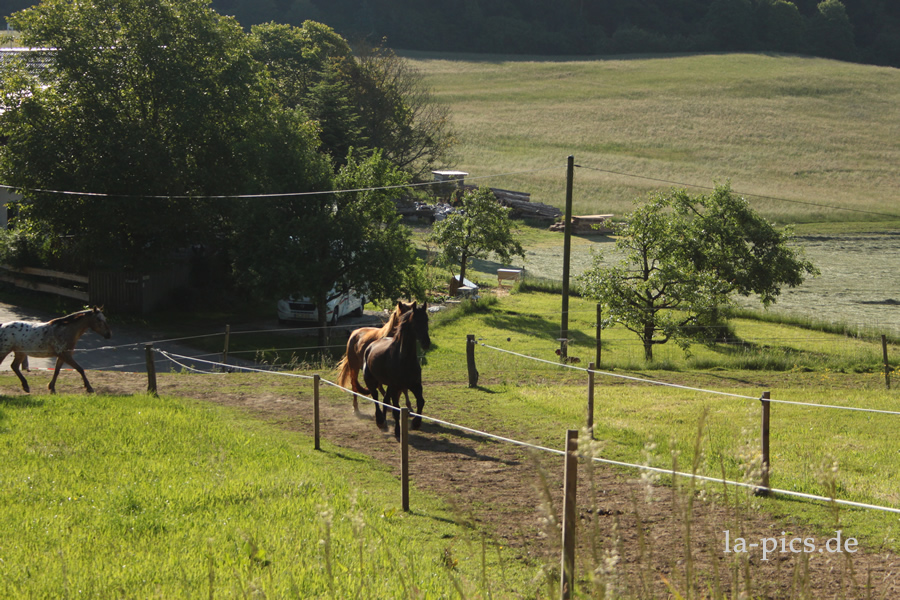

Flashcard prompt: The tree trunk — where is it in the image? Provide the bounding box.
[458,252,469,287]
[642,322,654,361]
[316,293,329,352]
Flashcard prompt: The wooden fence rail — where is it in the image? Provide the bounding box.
[0,264,89,301]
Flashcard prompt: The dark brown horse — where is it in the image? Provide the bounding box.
[362,302,430,438]
[337,300,413,410]
[0,307,112,394]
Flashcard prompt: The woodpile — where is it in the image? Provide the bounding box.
[395,183,563,223]
[549,215,615,235]
[488,187,562,221]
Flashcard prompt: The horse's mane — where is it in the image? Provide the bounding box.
[377,300,414,337]
[49,308,98,326]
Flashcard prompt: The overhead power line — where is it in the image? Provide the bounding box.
[0,166,561,201]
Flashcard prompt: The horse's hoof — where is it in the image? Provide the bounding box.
[22,386,30,394]
[85,388,95,394]
[411,417,422,430]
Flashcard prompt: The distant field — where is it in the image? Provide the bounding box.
[408,52,900,226]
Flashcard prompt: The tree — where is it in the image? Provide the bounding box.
[704,0,756,50]
[430,187,525,291]
[807,0,857,60]
[578,185,818,361]
[249,24,455,178]
[353,44,457,181]
[757,0,805,53]
[0,0,327,271]
[230,150,425,344]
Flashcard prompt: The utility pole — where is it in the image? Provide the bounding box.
[560,155,574,360]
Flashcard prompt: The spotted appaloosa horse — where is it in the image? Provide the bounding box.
[0,307,112,394]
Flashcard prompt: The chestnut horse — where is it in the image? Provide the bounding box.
[362,302,430,438]
[0,307,112,394]
[336,300,413,410]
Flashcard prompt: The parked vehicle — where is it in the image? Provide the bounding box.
[277,290,366,325]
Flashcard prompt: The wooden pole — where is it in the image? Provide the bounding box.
[401,407,410,512]
[314,375,321,451]
[560,429,579,600]
[587,362,595,439]
[222,324,231,366]
[596,303,602,368]
[883,335,891,390]
[560,155,574,360]
[758,391,771,496]
[466,334,479,388]
[145,344,157,396]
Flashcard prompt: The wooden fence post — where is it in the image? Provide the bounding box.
[145,344,157,396]
[401,407,410,512]
[586,362,595,439]
[758,391,771,496]
[313,375,321,451]
[596,303,602,368]
[883,335,891,390]
[222,324,231,366]
[466,334,479,388]
[560,429,579,600]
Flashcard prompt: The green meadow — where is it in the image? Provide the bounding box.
[408,52,900,226]
[0,392,532,598]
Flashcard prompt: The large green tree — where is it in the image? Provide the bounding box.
[578,185,818,361]
[231,150,425,342]
[0,0,328,271]
[249,23,455,179]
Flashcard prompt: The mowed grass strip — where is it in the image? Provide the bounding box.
[0,391,530,598]
[408,52,900,224]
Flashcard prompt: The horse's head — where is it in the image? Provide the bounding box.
[409,302,431,351]
[89,307,112,339]
[384,300,415,335]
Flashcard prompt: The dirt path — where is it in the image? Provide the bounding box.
[10,367,896,599]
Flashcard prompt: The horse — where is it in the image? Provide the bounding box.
[362,302,430,438]
[337,300,414,411]
[0,307,112,394]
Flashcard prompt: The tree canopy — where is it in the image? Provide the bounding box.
[578,185,818,361]
[0,1,434,312]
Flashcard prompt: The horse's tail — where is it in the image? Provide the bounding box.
[337,354,370,396]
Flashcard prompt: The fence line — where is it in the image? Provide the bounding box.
[148,349,900,516]
[478,342,900,417]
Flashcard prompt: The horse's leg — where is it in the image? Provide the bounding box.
[387,386,403,440]
[9,352,30,393]
[48,355,65,394]
[56,352,94,394]
[409,381,425,430]
[371,385,386,428]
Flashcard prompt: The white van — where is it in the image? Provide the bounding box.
[277,290,366,325]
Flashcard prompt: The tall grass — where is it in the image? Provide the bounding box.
[408,52,900,226]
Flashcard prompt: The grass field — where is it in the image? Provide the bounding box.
[0,392,533,597]
[407,52,900,226]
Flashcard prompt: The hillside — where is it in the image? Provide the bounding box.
[410,52,900,225]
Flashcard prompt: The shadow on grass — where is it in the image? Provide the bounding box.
[0,394,45,408]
